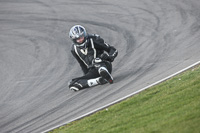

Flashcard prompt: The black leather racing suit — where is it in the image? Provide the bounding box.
[69,34,118,89]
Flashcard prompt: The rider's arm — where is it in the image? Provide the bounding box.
[71,46,88,75]
[92,34,118,62]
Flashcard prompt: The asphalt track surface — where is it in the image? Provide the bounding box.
[1,0,200,133]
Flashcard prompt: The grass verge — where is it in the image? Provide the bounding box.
[49,65,200,133]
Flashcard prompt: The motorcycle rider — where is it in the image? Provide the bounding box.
[68,25,118,91]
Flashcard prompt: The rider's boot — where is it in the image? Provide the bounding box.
[98,67,113,84]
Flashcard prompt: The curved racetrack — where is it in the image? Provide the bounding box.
[1,0,200,133]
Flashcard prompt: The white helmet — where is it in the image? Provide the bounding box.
[69,25,88,48]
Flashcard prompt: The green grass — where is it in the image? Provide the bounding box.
[49,65,200,133]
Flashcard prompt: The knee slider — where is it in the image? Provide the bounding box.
[92,58,103,68]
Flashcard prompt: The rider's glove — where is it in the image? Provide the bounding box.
[108,55,115,62]
[100,53,110,61]
[100,53,115,62]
